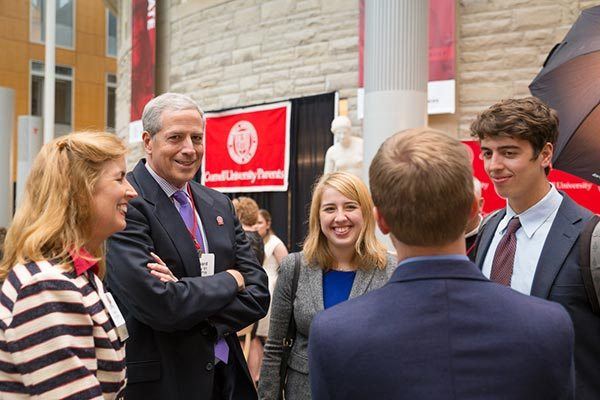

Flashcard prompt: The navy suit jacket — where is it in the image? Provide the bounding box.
[106,160,269,400]
[475,193,598,399]
[309,259,575,400]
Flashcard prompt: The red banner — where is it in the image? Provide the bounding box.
[429,0,455,82]
[463,141,600,214]
[131,0,156,122]
[202,102,291,192]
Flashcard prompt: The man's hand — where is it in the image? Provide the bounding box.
[226,269,245,291]
[147,252,178,283]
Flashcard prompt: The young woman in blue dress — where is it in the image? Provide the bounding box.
[258,171,396,400]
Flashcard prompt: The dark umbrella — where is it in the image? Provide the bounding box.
[529,5,600,185]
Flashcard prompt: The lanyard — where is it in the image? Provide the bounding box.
[185,185,204,253]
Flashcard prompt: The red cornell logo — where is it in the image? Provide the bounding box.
[227,120,258,165]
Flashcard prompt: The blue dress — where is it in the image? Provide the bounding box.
[323,270,357,309]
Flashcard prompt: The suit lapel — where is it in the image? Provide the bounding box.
[189,182,215,251]
[348,268,375,299]
[475,209,505,268]
[530,196,583,298]
[133,161,202,277]
[307,263,325,313]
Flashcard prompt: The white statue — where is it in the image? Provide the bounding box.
[323,116,364,178]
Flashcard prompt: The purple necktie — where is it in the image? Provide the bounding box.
[172,190,205,254]
[490,217,521,286]
[172,190,229,363]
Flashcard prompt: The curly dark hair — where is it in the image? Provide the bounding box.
[470,97,558,174]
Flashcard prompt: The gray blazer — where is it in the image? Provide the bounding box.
[258,252,397,400]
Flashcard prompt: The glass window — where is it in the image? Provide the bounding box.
[30,61,73,133]
[30,0,75,49]
[107,9,118,57]
[106,74,117,131]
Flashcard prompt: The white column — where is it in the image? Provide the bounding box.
[0,87,15,226]
[363,0,429,177]
[363,0,429,248]
[43,0,56,143]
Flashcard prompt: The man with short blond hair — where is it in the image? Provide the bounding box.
[308,128,574,400]
[369,127,475,246]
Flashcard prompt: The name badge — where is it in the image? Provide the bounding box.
[101,291,129,342]
[200,253,215,276]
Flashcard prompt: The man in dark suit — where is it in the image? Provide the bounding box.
[308,127,575,400]
[106,92,269,399]
[471,97,598,399]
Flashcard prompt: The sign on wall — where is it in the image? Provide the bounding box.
[202,102,291,192]
[463,140,600,214]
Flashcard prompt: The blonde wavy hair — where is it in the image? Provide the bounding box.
[303,171,387,271]
[0,131,128,280]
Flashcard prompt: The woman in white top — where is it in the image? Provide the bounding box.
[253,209,289,380]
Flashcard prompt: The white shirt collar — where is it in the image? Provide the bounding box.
[501,184,563,238]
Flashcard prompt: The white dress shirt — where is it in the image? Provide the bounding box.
[145,162,209,252]
[482,185,563,295]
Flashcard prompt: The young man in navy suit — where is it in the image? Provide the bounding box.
[471,97,598,399]
[308,127,575,400]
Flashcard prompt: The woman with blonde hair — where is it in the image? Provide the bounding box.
[0,132,137,399]
[258,171,396,400]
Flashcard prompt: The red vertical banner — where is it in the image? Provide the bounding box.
[429,0,455,81]
[428,0,456,114]
[463,140,600,214]
[130,0,156,142]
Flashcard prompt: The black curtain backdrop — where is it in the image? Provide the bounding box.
[197,92,335,252]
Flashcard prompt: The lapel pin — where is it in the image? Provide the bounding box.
[216,216,224,226]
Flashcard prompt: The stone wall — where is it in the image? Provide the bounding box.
[169,0,359,115]
[115,0,598,154]
[455,0,597,138]
[116,0,360,163]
